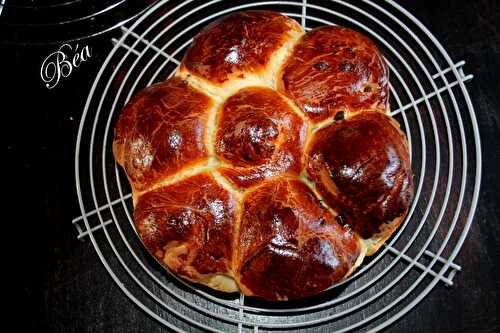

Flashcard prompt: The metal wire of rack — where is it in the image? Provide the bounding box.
[73,0,482,331]
[0,0,159,45]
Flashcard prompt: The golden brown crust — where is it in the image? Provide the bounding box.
[215,87,308,188]
[180,10,303,85]
[278,26,389,123]
[134,172,237,291]
[236,179,361,300]
[113,11,414,301]
[112,77,213,192]
[306,112,413,240]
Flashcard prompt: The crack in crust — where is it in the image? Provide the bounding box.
[113,11,414,300]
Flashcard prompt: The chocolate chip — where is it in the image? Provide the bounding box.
[306,191,315,200]
[319,218,326,226]
[340,62,352,72]
[334,111,345,121]
[362,85,373,93]
[181,74,190,85]
[314,61,329,71]
[335,215,352,231]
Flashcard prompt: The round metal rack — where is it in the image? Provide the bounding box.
[0,0,159,45]
[73,0,482,331]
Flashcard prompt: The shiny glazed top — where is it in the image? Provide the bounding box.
[113,11,414,301]
[181,11,302,84]
[113,77,212,192]
[215,87,308,188]
[134,173,236,281]
[237,179,360,300]
[279,26,389,123]
[307,112,414,238]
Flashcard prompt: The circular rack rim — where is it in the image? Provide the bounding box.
[1,0,161,46]
[74,0,482,331]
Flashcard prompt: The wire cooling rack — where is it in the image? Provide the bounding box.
[0,0,158,45]
[73,0,482,331]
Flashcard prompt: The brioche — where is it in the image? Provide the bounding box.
[113,11,414,300]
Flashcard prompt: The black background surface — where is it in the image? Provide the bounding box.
[2,0,499,332]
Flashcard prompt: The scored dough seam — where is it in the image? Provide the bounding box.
[210,170,243,288]
[203,96,223,157]
[278,91,311,124]
[299,169,368,275]
[313,115,342,132]
[304,113,345,153]
[268,27,304,89]
[134,160,213,201]
[176,72,227,101]
[299,170,339,219]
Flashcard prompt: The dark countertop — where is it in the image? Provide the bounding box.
[3,0,499,332]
